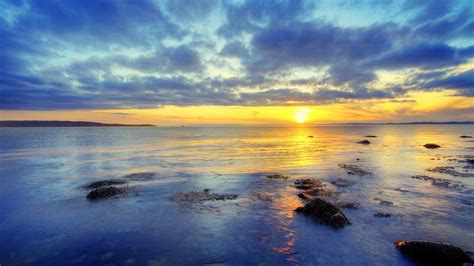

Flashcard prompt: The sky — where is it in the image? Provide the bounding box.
[0,0,473,125]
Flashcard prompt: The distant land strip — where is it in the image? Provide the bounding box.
[0,121,155,127]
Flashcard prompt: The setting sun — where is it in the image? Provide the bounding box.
[294,108,310,123]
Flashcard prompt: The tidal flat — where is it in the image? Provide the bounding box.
[0,125,473,265]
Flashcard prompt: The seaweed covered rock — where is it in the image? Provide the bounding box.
[394,240,472,265]
[295,198,350,228]
[424,143,441,149]
[83,179,127,189]
[86,186,129,200]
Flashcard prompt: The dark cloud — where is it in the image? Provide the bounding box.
[0,0,473,110]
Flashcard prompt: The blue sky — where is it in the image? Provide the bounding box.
[0,0,473,122]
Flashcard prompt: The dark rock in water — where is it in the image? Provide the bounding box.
[83,179,127,189]
[365,135,377,138]
[295,198,350,228]
[87,186,129,200]
[460,135,473,138]
[394,240,472,265]
[308,135,314,138]
[424,143,441,149]
[335,201,359,209]
[374,212,391,218]
[123,172,155,180]
[357,140,371,144]
[266,174,290,179]
[339,164,371,176]
[331,178,355,187]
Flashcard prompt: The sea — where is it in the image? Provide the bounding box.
[0,125,473,265]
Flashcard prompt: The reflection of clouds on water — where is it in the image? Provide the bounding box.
[0,125,473,264]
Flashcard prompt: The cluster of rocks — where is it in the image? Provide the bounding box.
[412,175,465,190]
[83,172,155,200]
[427,167,474,178]
[338,164,371,176]
[171,189,238,206]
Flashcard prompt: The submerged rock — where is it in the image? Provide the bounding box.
[339,164,371,176]
[394,240,472,265]
[374,212,391,218]
[427,167,474,178]
[266,174,290,179]
[83,179,127,189]
[331,178,355,187]
[424,143,441,149]
[295,198,350,228]
[171,189,238,205]
[374,198,394,206]
[460,135,473,138]
[86,186,129,200]
[357,140,371,144]
[123,172,155,180]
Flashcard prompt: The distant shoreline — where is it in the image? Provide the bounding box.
[0,121,155,127]
[0,120,473,127]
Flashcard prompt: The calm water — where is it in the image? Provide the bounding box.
[0,125,473,265]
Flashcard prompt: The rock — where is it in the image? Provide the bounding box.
[374,198,394,206]
[339,164,371,176]
[266,174,290,179]
[365,135,377,138]
[460,135,473,138]
[83,179,127,189]
[394,240,472,265]
[123,172,155,180]
[412,175,465,189]
[424,143,441,149]
[294,179,323,190]
[357,140,371,144]
[171,189,238,205]
[86,186,129,200]
[374,212,391,218]
[427,167,474,178]
[295,198,350,228]
[331,178,355,187]
[308,135,314,138]
[335,201,359,209]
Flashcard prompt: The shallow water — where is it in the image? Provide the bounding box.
[0,125,473,265]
